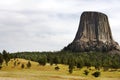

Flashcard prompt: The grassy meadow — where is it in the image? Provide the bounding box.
[0,58,120,80]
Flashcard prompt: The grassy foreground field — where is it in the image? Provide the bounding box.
[0,58,120,80]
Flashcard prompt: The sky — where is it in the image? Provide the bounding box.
[0,0,120,53]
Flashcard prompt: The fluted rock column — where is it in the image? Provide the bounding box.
[64,11,120,52]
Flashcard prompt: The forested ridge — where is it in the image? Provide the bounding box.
[9,51,120,70]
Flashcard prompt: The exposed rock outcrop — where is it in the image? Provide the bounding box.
[64,11,120,52]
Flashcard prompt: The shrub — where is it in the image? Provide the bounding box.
[55,66,60,70]
[92,71,101,77]
[84,70,89,75]
[69,69,73,74]
[21,64,24,69]
[17,62,20,65]
[103,67,109,71]
[0,65,2,70]
[38,57,47,66]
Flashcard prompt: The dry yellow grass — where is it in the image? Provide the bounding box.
[0,58,120,80]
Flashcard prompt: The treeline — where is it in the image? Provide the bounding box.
[10,51,120,71]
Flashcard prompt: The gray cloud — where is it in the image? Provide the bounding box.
[0,0,120,52]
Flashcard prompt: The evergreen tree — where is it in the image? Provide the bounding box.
[68,57,75,74]
[84,60,91,69]
[38,56,47,66]
[14,61,17,67]
[0,53,3,69]
[53,56,60,65]
[76,57,84,69]
[94,62,101,70]
[2,50,10,66]
[26,61,31,68]
[0,53,3,65]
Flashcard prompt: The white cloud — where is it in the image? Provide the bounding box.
[0,0,120,52]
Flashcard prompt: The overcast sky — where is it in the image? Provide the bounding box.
[0,0,120,52]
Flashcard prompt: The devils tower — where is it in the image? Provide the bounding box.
[64,11,120,52]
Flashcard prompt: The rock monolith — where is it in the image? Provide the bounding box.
[64,11,120,52]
